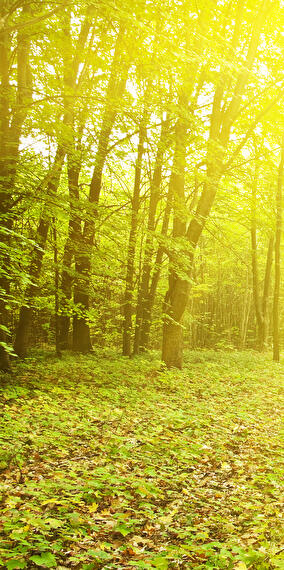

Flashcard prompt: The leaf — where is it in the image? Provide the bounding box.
[46,518,64,529]
[115,523,132,536]
[29,552,57,568]
[88,502,99,513]
[87,549,112,561]
[234,563,248,570]
[151,555,169,569]
[6,560,26,570]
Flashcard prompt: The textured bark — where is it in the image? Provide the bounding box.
[161,90,191,367]
[162,320,183,369]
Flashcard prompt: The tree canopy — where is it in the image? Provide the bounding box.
[0,0,284,368]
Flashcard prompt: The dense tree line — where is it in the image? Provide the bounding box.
[0,0,284,371]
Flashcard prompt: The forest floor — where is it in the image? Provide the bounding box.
[0,350,283,570]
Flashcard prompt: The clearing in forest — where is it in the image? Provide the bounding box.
[0,350,283,569]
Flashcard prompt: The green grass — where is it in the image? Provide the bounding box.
[0,350,283,569]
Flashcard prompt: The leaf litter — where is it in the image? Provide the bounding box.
[0,350,283,569]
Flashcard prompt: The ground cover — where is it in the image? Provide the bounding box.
[0,350,283,569]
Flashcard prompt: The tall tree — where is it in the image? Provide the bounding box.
[162,0,270,367]
[0,3,33,369]
[273,133,284,362]
[72,24,131,352]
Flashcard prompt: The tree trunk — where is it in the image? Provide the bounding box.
[133,117,169,354]
[14,9,91,357]
[261,234,274,349]
[52,219,61,357]
[162,1,266,367]
[139,177,173,349]
[73,25,129,352]
[0,5,32,370]
[273,134,284,362]
[14,149,65,357]
[122,120,147,355]
[58,152,81,350]
[250,167,264,349]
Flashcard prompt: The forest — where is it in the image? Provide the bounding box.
[0,0,283,569]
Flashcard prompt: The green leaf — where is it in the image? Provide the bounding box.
[29,552,57,568]
[151,556,169,569]
[6,560,26,570]
[115,523,132,536]
[45,518,64,529]
[87,549,112,560]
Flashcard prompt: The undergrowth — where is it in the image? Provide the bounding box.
[0,350,283,569]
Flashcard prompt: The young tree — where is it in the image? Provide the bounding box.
[273,133,284,362]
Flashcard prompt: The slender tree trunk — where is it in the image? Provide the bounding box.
[14,149,65,357]
[14,9,92,357]
[273,134,284,362]
[133,117,169,354]
[58,155,81,350]
[52,218,61,357]
[73,25,129,352]
[122,120,147,355]
[250,168,264,349]
[140,179,173,349]
[240,269,251,348]
[261,234,274,348]
[250,159,274,351]
[162,0,266,367]
[161,90,192,368]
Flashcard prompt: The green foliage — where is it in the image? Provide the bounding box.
[0,350,283,568]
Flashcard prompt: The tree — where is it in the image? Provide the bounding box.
[273,133,284,362]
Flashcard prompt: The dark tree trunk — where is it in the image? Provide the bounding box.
[161,90,191,367]
[140,160,173,350]
[250,159,274,351]
[250,168,264,350]
[261,234,274,349]
[72,249,93,352]
[14,10,91,357]
[14,150,65,357]
[73,25,129,352]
